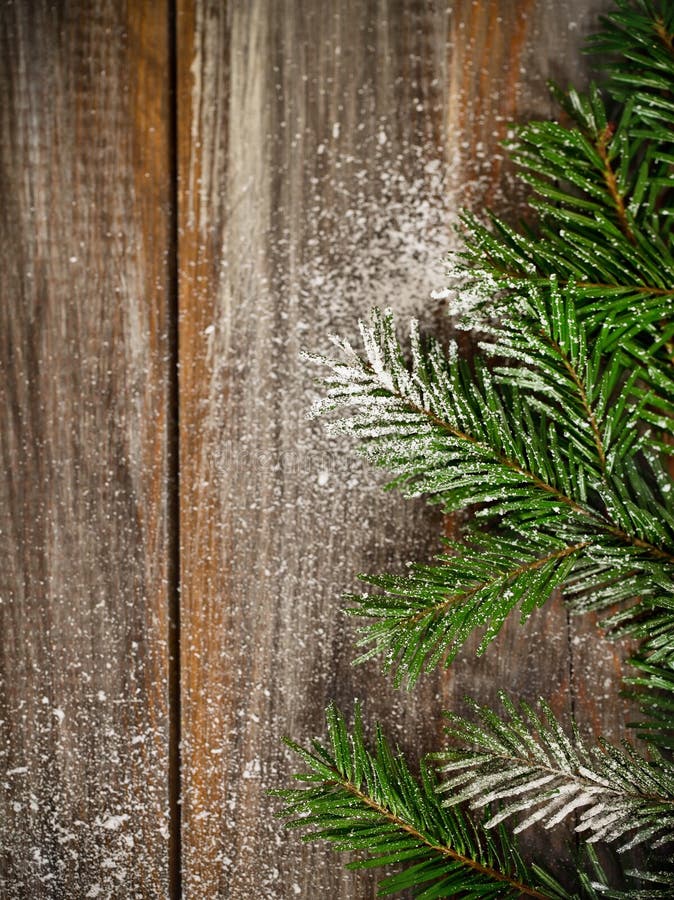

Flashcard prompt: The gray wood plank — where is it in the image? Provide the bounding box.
[177,1,622,896]
[0,2,172,896]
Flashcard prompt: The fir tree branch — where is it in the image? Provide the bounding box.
[406,383,674,564]
[394,542,589,628]
[330,774,548,898]
[349,536,588,687]
[436,694,674,853]
[395,388,593,518]
[308,308,674,568]
[457,267,674,299]
[451,243,674,341]
[454,17,674,322]
[308,310,581,517]
[276,704,572,898]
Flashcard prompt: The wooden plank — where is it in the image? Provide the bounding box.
[177,0,623,895]
[0,2,172,896]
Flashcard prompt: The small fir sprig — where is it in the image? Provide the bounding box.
[307,304,673,685]
[435,693,674,853]
[276,704,576,899]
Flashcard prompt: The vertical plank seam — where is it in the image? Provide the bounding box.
[167,0,183,895]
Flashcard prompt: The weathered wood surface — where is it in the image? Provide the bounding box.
[0,0,635,897]
[177,1,625,897]
[0,2,172,897]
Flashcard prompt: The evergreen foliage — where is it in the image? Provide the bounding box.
[436,694,674,852]
[278,1,674,894]
[274,704,591,899]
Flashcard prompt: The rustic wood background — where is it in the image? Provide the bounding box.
[1,1,629,897]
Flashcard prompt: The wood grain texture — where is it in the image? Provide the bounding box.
[0,0,636,896]
[0,2,172,896]
[177,1,626,897]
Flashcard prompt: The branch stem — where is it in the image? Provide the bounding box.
[597,124,637,246]
[542,332,607,474]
